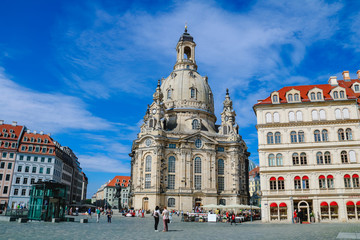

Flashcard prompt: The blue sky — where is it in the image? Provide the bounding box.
[1,0,360,198]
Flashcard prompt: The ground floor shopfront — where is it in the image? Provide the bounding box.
[261,196,360,223]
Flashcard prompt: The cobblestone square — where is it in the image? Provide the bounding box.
[1,214,360,240]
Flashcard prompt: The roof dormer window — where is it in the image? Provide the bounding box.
[340,90,345,98]
[294,93,300,101]
[310,93,315,100]
[31,137,35,143]
[272,95,278,103]
[317,92,322,100]
[9,129,14,133]
[354,84,360,92]
[288,94,293,102]
[37,138,41,143]
[333,91,339,99]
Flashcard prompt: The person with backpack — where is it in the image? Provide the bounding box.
[153,206,160,232]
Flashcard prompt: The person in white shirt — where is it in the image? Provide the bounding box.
[162,207,169,232]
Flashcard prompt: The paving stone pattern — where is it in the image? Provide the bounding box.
[0,214,360,240]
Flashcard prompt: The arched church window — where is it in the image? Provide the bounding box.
[218,159,224,175]
[190,88,196,99]
[168,198,175,207]
[192,119,199,130]
[167,89,172,99]
[168,156,175,173]
[195,139,202,148]
[223,125,228,135]
[145,155,152,172]
[194,157,202,173]
[184,46,191,59]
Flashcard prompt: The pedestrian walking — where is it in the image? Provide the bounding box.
[231,212,236,225]
[293,209,297,223]
[96,207,101,223]
[298,209,303,224]
[106,207,113,223]
[88,207,92,219]
[142,209,145,218]
[162,207,169,232]
[169,211,173,223]
[153,206,160,232]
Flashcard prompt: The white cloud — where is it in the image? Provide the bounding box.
[0,67,112,133]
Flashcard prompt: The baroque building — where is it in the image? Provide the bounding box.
[254,70,360,223]
[130,28,249,212]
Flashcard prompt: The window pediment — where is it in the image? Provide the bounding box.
[351,82,360,93]
[330,86,347,100]
[308,87,324,101]
[285,89,301,103]
[271,91,279,104]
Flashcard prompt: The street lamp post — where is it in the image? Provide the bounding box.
[250,198,253,222]
[290,197,294,224]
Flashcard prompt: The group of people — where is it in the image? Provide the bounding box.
[94,207,113,223]
[153,206,171,232]
[293,209,304,224]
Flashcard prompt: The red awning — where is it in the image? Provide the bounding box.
[319,175,325,179]
[327,175,334,179]
[320,202,328,206]
[279,202,287,207]
[270,203,278,207]
[330,201,338,206]
[294,176,300,180]
[344,174,351,178]
[302,176,309,180]
[353,174,359,178]
[356,201,360,206]
[278,177,284,181]
[347,201,355,206]
[270,177,276,181]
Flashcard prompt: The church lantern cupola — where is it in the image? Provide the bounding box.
[174,25,197,71]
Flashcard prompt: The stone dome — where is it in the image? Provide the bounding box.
[161,70,214,114]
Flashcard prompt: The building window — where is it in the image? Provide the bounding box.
[276,154,283,166]
[290,131,297,143]
[314,130,321,142]
[352,174,359,188]
[192,119,199,130]
[296,111,303,121]
[195,139,202,148]
[5,174,10,181]
[15,177,20,184]
[17,166,22,172]
[268,154,275,166]
[27,156,31,161]
[338,129,345,141]
[294,176,301,190]
[0,162,4,169]
[217,147,224,152]
[39,167,43,173]
[2,152,7,158]
[319,175,326,188]
[324,151,331,164]
[316,152,323,164]
[145,155,152,172]
[298,131,305,143]
[169,144,176,149]
[335,109,341,119]
[48,158,52,163]
[167,89,172,99]
[317,92,322,100]
[294,93,299,101]
[333,91,339,99]
[355,85,360,92]
[341,151,348,163]
[0,174,2,180]
[3,186,8,194]
[14,188,19,196]
[23,178,28,184]
[270,177,277,190]
[194,157,201,173]
[190,88,196,99]
[21,189,26,196]
[41,157,45,162]
[218,159,224,175]
[267,132,274,144]
[218,176,224,191]
[272,95,278,103]
[168,175,175,189]
[265,113,272,123]
[145,174,151,189]
[168,156,175,173]
[288,94,293,102]
[312,110,318,120]
[7,162,12,169]
[168,198,175,207]
[340,91,345,98]
[32,167,37,173]
[19,155,23,160]
[219,199,226,206]
[278,177,285,190]
[289,111,295,121]
[319,110,326,120]
[292,153,299,165]
[31,178,35,184]
[346,128,352,140]
[25,166,29,172]
[310,92,316,100]
[321,130,328,141]
[300,152,307,165]
[302,176,309,189]
[194,175,201,190]
[274,132,281,144]
[327,175,334,188]
[344,175,351,188]
[46,168,51,174]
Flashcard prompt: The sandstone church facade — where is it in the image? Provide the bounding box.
[129,28,250,212]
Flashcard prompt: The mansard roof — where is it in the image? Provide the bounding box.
[255,79,360,106]
[107,176,131,187]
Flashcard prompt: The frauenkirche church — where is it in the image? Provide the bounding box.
[130,27,250,211]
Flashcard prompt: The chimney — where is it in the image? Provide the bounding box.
[342,71,350,81]
[357,70,360,79]
[47,133,51,136]
[33,130,37,134]
[328,76,338,86]
[12,121,17,126]
[40,131,44,135]
[0,120,3,125]
[26,129,30,133]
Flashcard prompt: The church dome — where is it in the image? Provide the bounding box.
[161,70,214,114]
